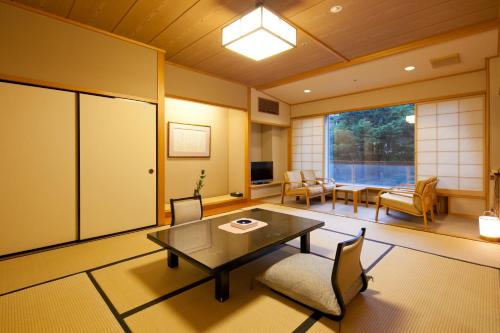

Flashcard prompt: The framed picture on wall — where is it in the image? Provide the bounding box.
[168,122,211,158]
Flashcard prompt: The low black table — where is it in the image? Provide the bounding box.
[147,208,324,302]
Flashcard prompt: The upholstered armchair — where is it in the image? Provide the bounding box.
[394,177,440,214]
[375,177,438,229]
[257,228,369,319]
[281,171,325,208]
[301,170,336,197]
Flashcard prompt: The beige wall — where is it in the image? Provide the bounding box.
[489,56,500,210]
[251,88,291,126]
[489,57,500,171]
[0,2,157,100]
[291,71,486,118]
[165,63,247,110]
[228,109,247,194]
[251,123,263,161]
[164,97,246,202]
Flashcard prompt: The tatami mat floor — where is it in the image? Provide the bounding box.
[1,204,499,332]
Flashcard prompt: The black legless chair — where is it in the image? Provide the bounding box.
[257,228,369,320]
[167,195,203,267]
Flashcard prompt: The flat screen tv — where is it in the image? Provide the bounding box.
[251,161,273,184]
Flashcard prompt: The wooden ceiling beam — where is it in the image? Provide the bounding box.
[256,19,500,90]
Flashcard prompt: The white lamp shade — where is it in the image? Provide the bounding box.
[479,215,500,241]
[222,7,296,61]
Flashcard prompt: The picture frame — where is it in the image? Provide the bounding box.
[167,122,211,158]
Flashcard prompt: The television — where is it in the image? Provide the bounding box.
[251,161,273,184]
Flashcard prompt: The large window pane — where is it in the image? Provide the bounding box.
[326,104,415,187]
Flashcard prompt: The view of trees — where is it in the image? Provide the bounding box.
[327,104,415,163]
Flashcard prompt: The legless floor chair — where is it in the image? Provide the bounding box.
[281,171,325,208]
[170,195,203,226]
[257,228,369,320]
[168,195,203,266]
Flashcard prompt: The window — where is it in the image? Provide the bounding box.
[326,104,415,187]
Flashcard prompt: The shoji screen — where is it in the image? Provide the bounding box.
[0,82,77,255]
[291,117,324,176]
[416,96,484,192]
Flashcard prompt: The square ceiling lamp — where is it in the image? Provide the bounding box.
[222,6,296,61]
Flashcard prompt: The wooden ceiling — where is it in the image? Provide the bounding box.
[12,0,500,87]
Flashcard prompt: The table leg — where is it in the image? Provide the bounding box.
[365,189,369,207]
[215,270,230,302]
[300,233,310,253]
[167,251,178,268]
[332,189,336,209]
[345,191,348,204]
[353,191,358,213]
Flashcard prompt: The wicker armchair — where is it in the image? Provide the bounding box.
[281,171,325,208]
[301,170,336,197]
[394,177,439,214]
[375,177,438,229]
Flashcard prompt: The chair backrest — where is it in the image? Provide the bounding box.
[430,177,439,201]
[301,170,316,186]
[170,196,203,226]
[285,171,303,189]
[422,179,438,209]
[331,228,368,314]
[413,177,435,211]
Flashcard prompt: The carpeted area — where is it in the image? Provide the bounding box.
[265,194,483,242]
[254,204,500,268]
[1,204,499,332]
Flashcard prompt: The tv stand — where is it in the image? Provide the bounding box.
[250,181,282,199]
[251,180,272,185]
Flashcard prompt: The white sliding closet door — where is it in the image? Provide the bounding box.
[80,94,156,239]
[0,82,77,256]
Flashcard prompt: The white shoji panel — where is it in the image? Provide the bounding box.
[291,117,324,177]
[416,96,484,192]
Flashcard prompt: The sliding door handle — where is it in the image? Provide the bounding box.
[148,169,155,174]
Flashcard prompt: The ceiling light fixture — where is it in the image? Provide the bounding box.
[221,3,297,61]
[404,65,416,71]
[304,89,311,93]
[330,5,343,13]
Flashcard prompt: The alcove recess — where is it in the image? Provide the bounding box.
[164,97,247,213]
[250,123,288,199]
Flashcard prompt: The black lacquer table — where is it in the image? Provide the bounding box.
[147,208,324,302]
